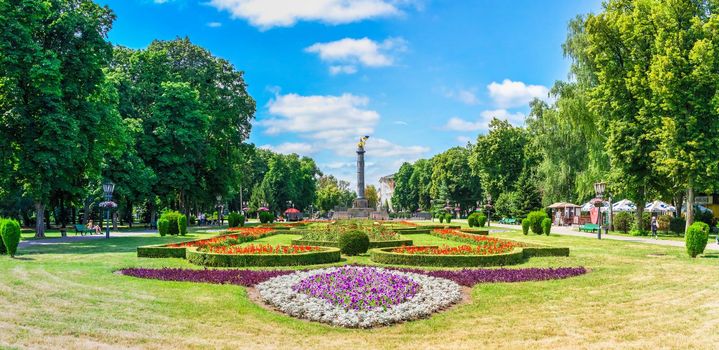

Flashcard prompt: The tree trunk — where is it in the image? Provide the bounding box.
[635,188,645,231]
[83,198,90,225]
[35,202,45,238]
[686,186,695,232]
[149,202,157,229]
[673,192,684,220]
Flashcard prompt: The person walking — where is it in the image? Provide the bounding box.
[650,215,658,239]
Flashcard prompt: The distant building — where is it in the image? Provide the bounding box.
[695,193,719,218]
[378,174,395,212]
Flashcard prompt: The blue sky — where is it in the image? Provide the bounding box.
[98,0,602,187]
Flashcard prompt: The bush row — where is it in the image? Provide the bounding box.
[467,213,487,228]
[459,228,489,235]
[186,247,341,267]
[369,246,525,267]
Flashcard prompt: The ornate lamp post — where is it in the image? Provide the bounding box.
[102,180,115,239]
[594,182,606,240]
[216,195,223,226]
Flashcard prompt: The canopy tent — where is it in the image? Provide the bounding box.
[612,199,637,212]
[581,200,610,212]
[644,200,676,213]
[284,207,303,221]
[258,207,270,212]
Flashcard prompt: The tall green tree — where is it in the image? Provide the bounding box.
[431,146,481,211]
[470,118,527,201]
[392,162,417,212]
[0,0,116,236]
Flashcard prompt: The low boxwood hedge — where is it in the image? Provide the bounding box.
[186,247,341,267]
[291,239,414,249]
[459,228,489,235]
[137,245,187,259]
[418,224,461,230]
[370,246,525,267]
[521,245,570,258]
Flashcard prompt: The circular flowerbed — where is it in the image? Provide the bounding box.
[256,266,461,328]
[392,244,513,256]
[186,244,341,267]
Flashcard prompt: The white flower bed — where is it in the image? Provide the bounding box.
[256,266,462,328]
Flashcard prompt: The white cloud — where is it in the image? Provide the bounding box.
[456,135,472,144]
[329,65,358,75]
[154,0,170,3]
[260,92,428,159]
[207,0,411,30]
[262,93,378,140]
[487,79,549,108]
[442,87,479,105]
[445,109,526,131]
[306,37,405,68]
[393,120,408,125]
[207,21,223,27]
[260,142,315,155]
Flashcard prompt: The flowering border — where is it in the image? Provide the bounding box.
[256,266,462,328]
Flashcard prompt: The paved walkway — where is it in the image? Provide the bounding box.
[19,230,157,248]
[491,223,719,251]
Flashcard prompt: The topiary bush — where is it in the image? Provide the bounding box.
[613,212,634,233]
[445,213,452,224]
[259,211,274,224]
[670,217,686,235]
[521,219,530,235]
[0,219,6,255]
[541,218,551,236]
[228,212,245,228]
[338,231,370,256]
[686,222,710,258]
[1,219,21,257]
[160,211,182,235]
[178,214,187,236]
[526,211,548,235]
[157,219,169,237]
[467,213,479,227]
[477,214,487,228]
[438,214,445,223]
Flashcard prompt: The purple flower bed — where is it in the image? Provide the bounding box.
[292,266,420,311]
[118,268,295,286]
[118,266,587,287]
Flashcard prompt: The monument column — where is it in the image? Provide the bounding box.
[357,146,365,200]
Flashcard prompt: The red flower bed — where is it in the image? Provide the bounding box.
[225,227,275,236]
[432,229,524,252]
[392,244,515,256]
[168,234,241,248]
[204,244,323,255]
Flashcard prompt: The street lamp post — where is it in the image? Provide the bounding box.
[216,195,223,226]
[594,182,606,240]
[102,180,115,239]
[485,194,493,227]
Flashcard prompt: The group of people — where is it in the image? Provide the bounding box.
[86,220,102,234]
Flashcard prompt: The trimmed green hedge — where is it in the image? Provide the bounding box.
[291,239,414,249]
[186,247,341,267]
[521,245,570,258]
[137,245,187,259]
[417,224,461,230]
[370,246,525,267]
[459,228,489,235]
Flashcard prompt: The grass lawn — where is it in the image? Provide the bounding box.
[1,228,718,349]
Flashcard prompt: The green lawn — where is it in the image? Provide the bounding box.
[1,228,717,349]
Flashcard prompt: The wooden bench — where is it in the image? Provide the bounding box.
[499,218,518,225]
[579,223,600,233]
[74,224,95,236]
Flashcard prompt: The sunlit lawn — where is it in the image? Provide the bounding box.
[1,225,718,349]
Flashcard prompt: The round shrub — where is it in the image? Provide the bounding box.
[526,211,548,235]
[670,217,686,234]
[157,219,169,236]
[521,219,530,235]
[686,222,710,258]
[259,211,274,224]
[613,212,634,233]
[445,213,452,224]
[160,211,182,235]
[541,218,552,236]
[338,231,370,256]
[228,212,245,228]
[1,219,21,257]
[467,213,479,227]
[178,214,187,236]
[477,214,487,228]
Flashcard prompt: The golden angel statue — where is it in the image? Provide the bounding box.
[357,135,369,149]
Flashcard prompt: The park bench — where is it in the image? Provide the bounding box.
[74,224,95,236]
[579,223,600,233]
[499,218,518,225]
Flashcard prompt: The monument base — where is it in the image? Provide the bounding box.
[352,198,369,209]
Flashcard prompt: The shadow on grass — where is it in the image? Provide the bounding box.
[19,236,198,256]
[701,253,719,259]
